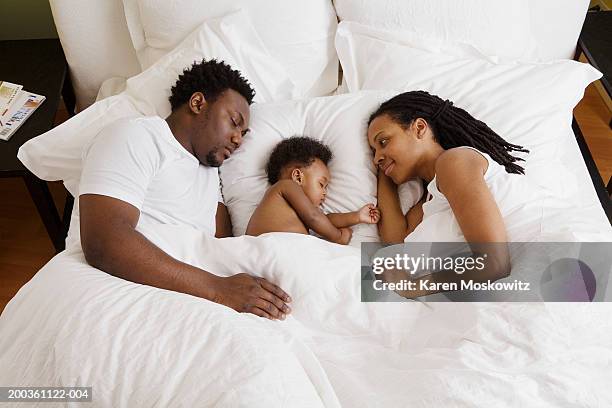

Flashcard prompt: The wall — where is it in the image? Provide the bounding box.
[0,0,58,41]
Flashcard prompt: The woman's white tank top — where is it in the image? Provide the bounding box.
[405,146,546,243]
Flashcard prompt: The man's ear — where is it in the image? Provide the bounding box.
[291,168,304,185]
[189,92,207,114]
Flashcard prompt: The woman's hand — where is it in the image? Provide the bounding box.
[358,203,381,224]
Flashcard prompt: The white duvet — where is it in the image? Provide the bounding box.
[2,224,612,407]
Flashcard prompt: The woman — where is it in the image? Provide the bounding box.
[368,91,540,295]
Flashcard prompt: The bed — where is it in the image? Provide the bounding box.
[2,0,612,406]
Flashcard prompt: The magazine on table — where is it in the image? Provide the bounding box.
[0,81,23,124]
[0,91,46,141]
[0,89,29,127]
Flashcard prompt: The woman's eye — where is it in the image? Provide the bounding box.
[231,117,239,128]
[380,139,387,146]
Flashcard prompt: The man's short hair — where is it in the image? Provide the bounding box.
[265,136,333,184]
[169,59,256,110]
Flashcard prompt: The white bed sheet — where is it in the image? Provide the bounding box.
[2,221,612,407]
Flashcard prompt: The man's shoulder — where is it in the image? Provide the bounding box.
[99,115,165,139]
[89,116,169,151]
[82,116,174,167]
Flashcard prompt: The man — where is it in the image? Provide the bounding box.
[79,59,291,320]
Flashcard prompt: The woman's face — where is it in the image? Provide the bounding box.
[367,114,426,184]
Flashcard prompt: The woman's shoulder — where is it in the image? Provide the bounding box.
[435,147,489,177]
[434,147,489,196]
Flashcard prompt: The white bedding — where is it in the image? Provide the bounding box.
[122,0,339,98]
[2,224,612,407]
[8,4,611,404]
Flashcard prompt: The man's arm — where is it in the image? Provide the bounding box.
[80,194,291,320]
[277,181,351,244]
[215,202,233,238]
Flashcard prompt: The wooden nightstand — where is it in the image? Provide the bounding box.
[0,39,76,252]
[575,10,612,197]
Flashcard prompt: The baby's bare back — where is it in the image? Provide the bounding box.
[246,184,309,236]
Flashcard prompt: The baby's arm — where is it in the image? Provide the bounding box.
[327,204,380,228]
[278,180,351,245]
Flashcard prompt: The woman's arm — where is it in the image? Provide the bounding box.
[436,149,508,244]
[377,170,408,243]
[405,197,424,236]
[382,149,511,298]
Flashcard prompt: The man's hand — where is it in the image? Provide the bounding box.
[80,194,292,322]
[210,273,292,320]
[358,203,381,224]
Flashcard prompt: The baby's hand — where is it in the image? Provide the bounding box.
[358,204,381,224]
[335,227,353,245]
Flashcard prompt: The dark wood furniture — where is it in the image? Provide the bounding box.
[573,10,612,220]
[577,10,611,124]
[0,39,75,252]
[575,10,612,199]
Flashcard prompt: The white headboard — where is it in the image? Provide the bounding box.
[49,0,140,111]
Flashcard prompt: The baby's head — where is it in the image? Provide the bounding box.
[266,136,333,206]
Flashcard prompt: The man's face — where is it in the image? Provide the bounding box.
[193,89,251,167]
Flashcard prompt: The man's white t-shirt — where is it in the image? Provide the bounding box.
[78,116,222,236]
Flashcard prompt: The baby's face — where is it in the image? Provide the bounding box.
[301,159,330,206]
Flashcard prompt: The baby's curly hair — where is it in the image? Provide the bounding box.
[169,59,256,110]
[266,136,333,184]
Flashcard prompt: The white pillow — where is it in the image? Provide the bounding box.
[220,28,602,243]
[333,0,536,60]
[335,23,602,193]
[528,0,589,61]
[216,91,424,245]
[219,93,391,245]
[18,11,296,196]
[122,0,339,97]
[48,0,141,110]
[126,10,297,117]
[219,92,425,245]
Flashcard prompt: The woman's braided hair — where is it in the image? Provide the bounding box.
[368,91,528,174]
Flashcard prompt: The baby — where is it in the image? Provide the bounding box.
[246,136,380,244]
